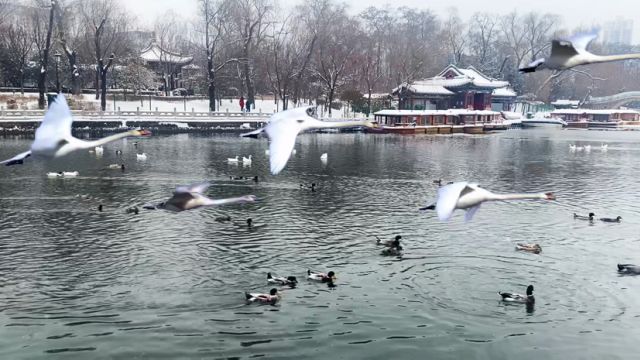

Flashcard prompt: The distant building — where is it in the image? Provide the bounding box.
[140,42,194,93]
[602,18,634,45]
[392,64,516,111]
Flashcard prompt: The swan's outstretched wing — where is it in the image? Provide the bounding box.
[551,40,578,57]
[563,30,598,53]
[31,94,73,153]
[240,128,264,139]
[435,182,468,221]
[464,204,482,222]
[0,150,32,166]
[175,182,211,194]
[265,120,300,175]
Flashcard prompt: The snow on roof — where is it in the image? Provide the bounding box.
[550,109,639,115]
[551,99,580,106]
[140,42,193,65]
[183,64,201,70]
[375,109,500,116]
[393,64,510,96]
[392,82,454,96]
[492,87,517,97]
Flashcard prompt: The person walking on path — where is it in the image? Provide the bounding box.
[239,96,245,112]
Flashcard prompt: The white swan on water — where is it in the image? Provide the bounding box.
[242,155,252,164]
[241,107,377,174]
[420,182,556,222]
[520,30,640,73]
[227,156,239,164]
[1,94,151,166]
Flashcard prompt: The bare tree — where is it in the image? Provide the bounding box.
[54,0,82,94]
[29,0,57,109]
[198,0,237,111]
[80,0,129,110]
[2,23,33,94]
[443,8,466,65]
[523,12,559,63]
[310,3,359,116]
[227,0,272,111]
[467,12,497,74]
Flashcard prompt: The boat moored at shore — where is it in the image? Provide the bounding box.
[371,109,508,134]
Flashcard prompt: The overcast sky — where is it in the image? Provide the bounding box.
[118,0,639,43]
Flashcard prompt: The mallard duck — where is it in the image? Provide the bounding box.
[308,270,335,283]
[600,216,622,223]
[125,206,139,215]
[499,285,534,304]
[381,246,403,256]
[245,288,281,305]
[215,215,231,222]
[98,204,103,212]
[267,273,298,287]
[573,212,594,221]
[377,235,402,248]
[618,264,640,275]
[515,243,542,254]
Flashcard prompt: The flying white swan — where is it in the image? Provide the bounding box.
[151,182,257,212]
[420,182,556,222]
[1,94,151,166]
[241,106,377,174]
[520,30,640,73]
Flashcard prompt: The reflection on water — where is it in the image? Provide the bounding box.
[2,129,640,358]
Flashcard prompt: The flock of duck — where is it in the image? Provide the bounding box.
[3,31,640,307]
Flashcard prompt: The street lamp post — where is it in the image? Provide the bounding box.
[54,52,61,93]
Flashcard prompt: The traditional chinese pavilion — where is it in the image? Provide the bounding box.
[140,42,193,92]
[392,65,516,111]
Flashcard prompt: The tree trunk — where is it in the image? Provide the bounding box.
[367,91,372,117]
[38,1,56,109]
[327,88,334,117]
[243,57,254,111]
[100,69,107,111]
[66,52,80,95]
[95,66,100,100]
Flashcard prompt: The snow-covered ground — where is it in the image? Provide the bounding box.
[0,92,367,119]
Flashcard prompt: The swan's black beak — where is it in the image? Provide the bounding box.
[545,192,556,200]
[419,204,436,211]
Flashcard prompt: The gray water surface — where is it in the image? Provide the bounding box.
[1,129,640,359]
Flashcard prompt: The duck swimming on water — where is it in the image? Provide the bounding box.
[267,273,298,287]
[245,288,281,305]
[600,216,622,223]
[308,270,336,283]
[573,212,595,221]
[515,243,542,254]
[499,285,535,304]
[618,264,640,275]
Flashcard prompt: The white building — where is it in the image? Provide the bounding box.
[602,18,634,45]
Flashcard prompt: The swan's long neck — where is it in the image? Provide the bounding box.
[203,196,251,206]
[486,193,546,201]
[80,130,138,149]
[592,53,640,64]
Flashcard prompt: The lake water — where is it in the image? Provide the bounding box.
[1,129,640,359]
